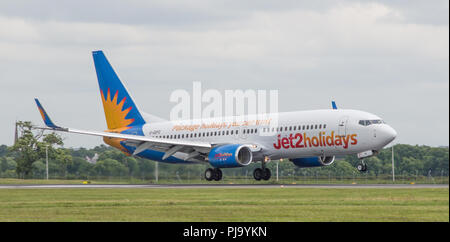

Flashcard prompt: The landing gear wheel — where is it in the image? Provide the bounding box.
[357,164,364,172]
[205,168,215,181]
[262,168,271,180]
[357,161,368,172]
[213,168,222,181]
[205,168,223,181]
[253,168,263,181]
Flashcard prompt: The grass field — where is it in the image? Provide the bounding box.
[0,188,447,222]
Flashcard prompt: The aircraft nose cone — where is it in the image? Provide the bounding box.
[379,125,397,144]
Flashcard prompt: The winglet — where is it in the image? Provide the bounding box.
[331,100,338,110]
[34,98,60,128]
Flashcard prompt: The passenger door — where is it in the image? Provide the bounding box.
[337,116,348,137]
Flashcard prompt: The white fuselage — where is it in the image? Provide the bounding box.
[140,109,397,161]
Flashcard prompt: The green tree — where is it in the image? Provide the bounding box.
[8,121,68,178]
[0,145,8,157]
[94,158,128,177]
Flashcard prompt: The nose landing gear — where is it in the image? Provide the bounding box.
[356,160,368,172]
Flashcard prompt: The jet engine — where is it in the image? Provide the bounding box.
[208,144,252,168]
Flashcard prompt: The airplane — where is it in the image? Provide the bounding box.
[33,50,397,181]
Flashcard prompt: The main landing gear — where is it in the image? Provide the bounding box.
[356,160,368,172]
[204,168,222,181]
[253,161,271,181]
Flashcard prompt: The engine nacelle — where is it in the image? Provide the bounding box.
[208,144,253,168]
[290,156,335,168]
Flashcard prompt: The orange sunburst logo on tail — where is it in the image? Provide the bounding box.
[100,88,134,155]
[101,88,135,130]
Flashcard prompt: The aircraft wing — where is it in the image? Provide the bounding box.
[33,99,212,161]
[34,126,212,150]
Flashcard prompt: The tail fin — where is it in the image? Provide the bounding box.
[92,50,146,130]
[331,100,338,109]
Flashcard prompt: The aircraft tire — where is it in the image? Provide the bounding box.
[205,168,215,181]
[262,168,271,180]
[357,163,368,172]
[213,168,222,181]
[357,164,364,171]
[253,168,263,181]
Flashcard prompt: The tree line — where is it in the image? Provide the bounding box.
[0,122,448,180]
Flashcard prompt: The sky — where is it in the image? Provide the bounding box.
[0,0,448,148]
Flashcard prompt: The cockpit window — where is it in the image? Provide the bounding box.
[359,119,384,126]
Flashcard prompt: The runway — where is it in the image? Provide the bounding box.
[0,184,447,189]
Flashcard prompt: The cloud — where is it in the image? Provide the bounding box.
[0,1,448,147]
